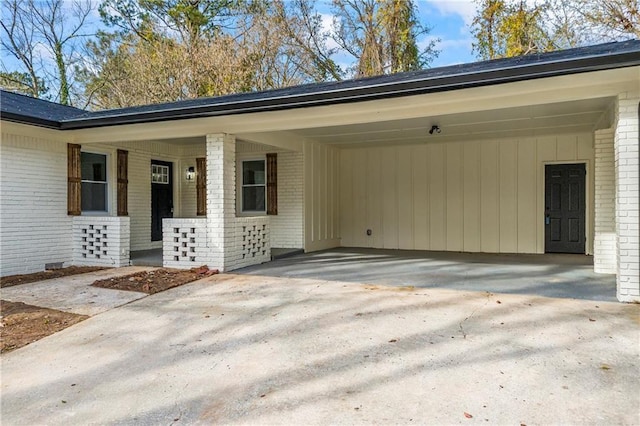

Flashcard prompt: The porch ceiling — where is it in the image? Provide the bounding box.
[290,97,614,147]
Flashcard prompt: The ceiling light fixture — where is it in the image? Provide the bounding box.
[429,125,441,135]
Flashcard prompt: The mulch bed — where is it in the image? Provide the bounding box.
[0,266,107,288]
[0,300,88,353]
[91,266,218,294]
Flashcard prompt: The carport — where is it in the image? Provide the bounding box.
[238,248,617,302]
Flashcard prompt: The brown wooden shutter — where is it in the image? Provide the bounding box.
[266,153,277,215]
[196,157,206,216]
[117,149,128,216]
[67,143,81,215]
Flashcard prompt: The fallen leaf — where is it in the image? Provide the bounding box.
[464,412,473,418]
[600,364,611,370]
[496,300,501,304]
[589,318,596,322]
[388,339,397,343]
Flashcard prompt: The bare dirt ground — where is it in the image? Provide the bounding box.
[0,266,107,288]
[91,266,217,294]
[1,266,217,353]
[0,300,88,353]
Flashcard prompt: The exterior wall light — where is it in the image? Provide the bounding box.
[429,125,441,135]
[186,166,196,181]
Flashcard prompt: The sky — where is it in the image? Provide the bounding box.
[416,0,477,66]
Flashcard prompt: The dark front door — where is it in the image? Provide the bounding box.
[545,163,586,253]
[151,160,173,241]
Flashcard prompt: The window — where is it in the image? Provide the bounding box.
[81,152,108,212]
[151,164,170,184]
[242,160,266,212]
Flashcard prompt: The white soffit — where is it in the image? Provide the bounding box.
[290,97,616,147]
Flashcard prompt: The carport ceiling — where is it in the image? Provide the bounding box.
[292,97,614,147]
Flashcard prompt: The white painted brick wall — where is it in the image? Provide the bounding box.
[593,128,616,274]
[202,134,271,272]
[162,218,207,269]
[614,94,640,302]
[270,151,304,248]
[229,217,271,270]
[72,216,130,267]
[0,133,73,276]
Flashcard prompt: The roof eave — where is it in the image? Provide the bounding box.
[1,112,62,130]
[59,50,640,130]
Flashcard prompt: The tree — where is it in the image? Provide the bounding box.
[1,0,94,105]
[0,71,48,97]
[577,0,640,40]
[471,0,557,60]
[82,0,345,107]
[331,0,438,78]
[471,0,640,61]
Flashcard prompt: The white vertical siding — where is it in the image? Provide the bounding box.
[0,132,73,275]
[304,141,340,251]
[339,133,595,254]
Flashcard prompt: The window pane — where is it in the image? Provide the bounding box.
[81,152,107,182]
[81,182,107,211]
[243,186,265,211]
[151,164,169,184]
[243,160,265,185]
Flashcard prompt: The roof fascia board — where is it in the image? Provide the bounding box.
[1,112,62,129]
[59,50,640,130]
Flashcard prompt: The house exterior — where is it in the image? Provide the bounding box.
[1,40,638,302]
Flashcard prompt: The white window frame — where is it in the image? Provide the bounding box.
[237,156,267,216]
[80,149,111,215]
[151,164,170,184]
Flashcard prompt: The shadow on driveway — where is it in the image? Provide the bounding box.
[237,247,617,302]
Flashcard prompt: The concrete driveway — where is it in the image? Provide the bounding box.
[1,273,638,425]
[240,248,618,302]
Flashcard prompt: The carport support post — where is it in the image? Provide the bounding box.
[593,128,616,274]
[205,133,237,271]
[614,93,640,302]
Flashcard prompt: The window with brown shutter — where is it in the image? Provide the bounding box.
[196,157,206,216]
[117,149,128,216]
[266,153,277,215]
[67,143,81,215]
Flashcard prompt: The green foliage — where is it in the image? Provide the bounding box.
[472,0,557,60]
[0,71,48,97]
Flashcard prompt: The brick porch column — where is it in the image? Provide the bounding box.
[593,128,616,274]
[614,93,640,302]
[206,133,237,271]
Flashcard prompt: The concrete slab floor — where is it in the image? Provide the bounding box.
[1,274,638,425]
[0,266,153,316]
[130,249,163,267]
[239,248,618,302]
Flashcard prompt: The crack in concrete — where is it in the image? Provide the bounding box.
[459,292,493,339]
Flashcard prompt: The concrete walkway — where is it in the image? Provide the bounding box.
[1,266,152,316]
[239,248,618,302]
[1,274,638,425]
